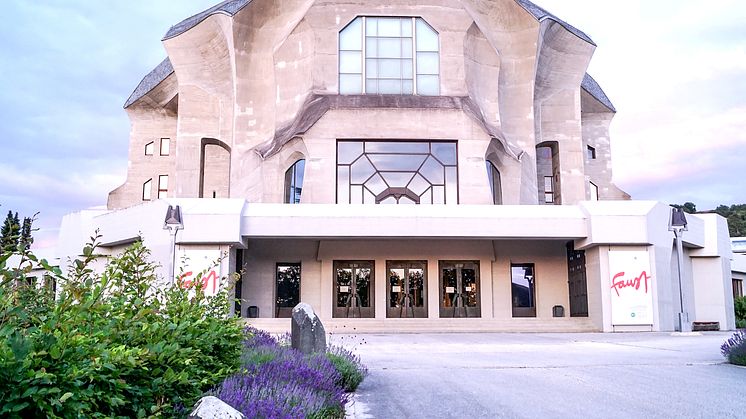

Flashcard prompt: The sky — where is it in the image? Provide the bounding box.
[0,0,744,248]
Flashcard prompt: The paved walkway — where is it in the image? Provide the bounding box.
[338,332,745,419]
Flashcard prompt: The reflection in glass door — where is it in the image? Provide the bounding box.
[439,261,480,318]
[387,261,427,318]
[511,263,536,317]
[276,263,301,318]
[334,261,374,318]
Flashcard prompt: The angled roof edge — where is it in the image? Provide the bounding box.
[162,0,252,41]
[123,58,174,108]
[582,73,616,113]
[514,0,596,46]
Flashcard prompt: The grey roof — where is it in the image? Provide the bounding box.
[163,0,252,40]
[514,0,595,46]
[582,73,616,112]
[126,0,599,108]
[123,58,174,108]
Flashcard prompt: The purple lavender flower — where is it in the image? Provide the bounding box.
[720,330,746,364]
[215,344,348,418]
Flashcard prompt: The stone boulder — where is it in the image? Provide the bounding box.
[189,396,244,419]
[291,302,326,354]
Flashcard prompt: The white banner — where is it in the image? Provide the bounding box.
[608,249,654,325]
[176,249,224,297]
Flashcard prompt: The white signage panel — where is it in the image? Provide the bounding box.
[608,249,654,325]
[176,249,223,297]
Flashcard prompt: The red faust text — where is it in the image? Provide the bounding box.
[179,270,219,295]
[610,271,651,297]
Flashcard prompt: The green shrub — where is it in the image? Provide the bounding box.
[737,319,746,330]
[0,238,244,418]
[326,346,367,392]
[734,296,746,322]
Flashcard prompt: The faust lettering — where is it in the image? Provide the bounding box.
[610,271,650,297]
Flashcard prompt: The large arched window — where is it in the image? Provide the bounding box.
[486,161,502,205]
[339,17,440,95]
[284,159,305,204]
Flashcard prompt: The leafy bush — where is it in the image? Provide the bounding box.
[326,345,367,392]
[721,330,746,366]
[737,319,746,330]
[0,239,244,417]
[734,296,746,322]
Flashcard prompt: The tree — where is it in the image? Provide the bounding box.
[0,211,21,254]
[671,202,697,214]
[19,217,33,251]
[714,204,746,237]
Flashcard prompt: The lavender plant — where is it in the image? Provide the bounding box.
[326,345,368,392]
[215,336,349,418]
[720,330,746,366]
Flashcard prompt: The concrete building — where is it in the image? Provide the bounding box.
[58,0,735,332]
[731,238,745,299]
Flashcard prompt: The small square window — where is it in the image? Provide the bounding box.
[145,142,154,156]
[160,138,170,156]
[587,145,596,160]
[158,175,168,199]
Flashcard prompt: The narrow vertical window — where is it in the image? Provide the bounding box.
[586,145,596,160]
[284,159,305,204]
[144,142,154,156]
[160,138,170,156]
[544,176,554,204]
[158,175,168,199]
[339,17,363,94]
[589,182,599,201]
[142,179,152,201]
[486,161,502,205]
[511,263,536,317]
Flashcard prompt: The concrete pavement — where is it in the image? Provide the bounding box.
[339,332,745,419]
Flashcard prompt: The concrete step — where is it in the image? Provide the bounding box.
[243,317,599,334]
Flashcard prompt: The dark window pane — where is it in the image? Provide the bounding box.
[276,264,301,309]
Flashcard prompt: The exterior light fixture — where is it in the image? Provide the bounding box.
[668,207,690,332]
[164,205,183,283]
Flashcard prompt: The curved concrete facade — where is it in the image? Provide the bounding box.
[64,0,735,333]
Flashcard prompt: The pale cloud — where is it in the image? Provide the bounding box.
[0,0,744,250]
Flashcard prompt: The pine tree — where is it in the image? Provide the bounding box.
[0,211,21,253]
[19,217,33,251]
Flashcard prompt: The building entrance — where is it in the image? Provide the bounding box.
[387,261,427,318]
[439,261,480,317]
[333,261,374,318]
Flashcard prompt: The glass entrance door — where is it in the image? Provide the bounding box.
[439,261,480,317]
[334,261,374,318]
[387,261,427,318]
[276,263,300,318]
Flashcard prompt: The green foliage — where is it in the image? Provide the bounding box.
[0,237,244,418]
[737,319,746,330]
[734,296,746,322]
[0,211,21,254]
[714,204,746,237]
[325,350,365,392]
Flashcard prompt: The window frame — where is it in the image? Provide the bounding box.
[275,262,301,318]
[336,139,459,205]
[486,161,502,205]
[144,141,154,156]
[158,175,168,199]
[511,263,536,318]
[338,16,440,96]
[586,145,597,160]
[142,179,152,201]
[160,138,170,156]
[284,159,306,204]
